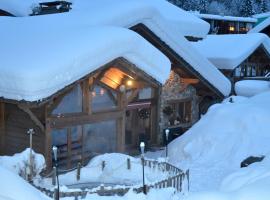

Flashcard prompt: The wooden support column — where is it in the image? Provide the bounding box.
[45,106,52,171]
[117,91,126,153]
[0,103,5,155]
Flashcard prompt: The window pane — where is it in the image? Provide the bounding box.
[139,88,152,100]
[83,120,117,157]
[91,85,117,112]
[52,84,83,115]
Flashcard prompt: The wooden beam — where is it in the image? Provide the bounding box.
[181,78,199,85]
[49,110,124,129]
[127,89,139,103]
[17,104,45,133]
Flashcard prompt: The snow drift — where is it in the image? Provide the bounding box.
[169,91,270,168]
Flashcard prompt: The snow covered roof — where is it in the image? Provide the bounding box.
[253,12,270,19]
[0,0,210,39]
[0,0,231,101]
[0,0,60,16]
[0,26,171,101]
[193,33,270,70]
[196,13,257,23]
[250,17,270,33]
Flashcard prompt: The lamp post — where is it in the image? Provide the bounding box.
[140,142,146,194]
[27,128,35,181]
[165,129,170,158]
[52,146,59,200]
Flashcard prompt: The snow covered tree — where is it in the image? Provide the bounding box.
[240,0,255,16]
[260,0,268,13]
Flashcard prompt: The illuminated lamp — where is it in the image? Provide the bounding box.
[126,80,133,87]
[229,26,235,32]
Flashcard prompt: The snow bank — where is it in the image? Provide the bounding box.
[0,148,45,177]
[167,91,270,191]
[62,188,177,200]
[0,165,50,200]
[0,26,170,101]
[169,91,270,168]
[57,153,169,186]
[185,155,270,200]
[193,33,270,70]
[235,80,270,97]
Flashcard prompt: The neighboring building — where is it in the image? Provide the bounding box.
[250,16,270,37]
[193,33,270,84]
[0,0,71,17]
[0,9,14,16]
[0,0,231,170]
[196,13,257,34]
[253,12,270,26]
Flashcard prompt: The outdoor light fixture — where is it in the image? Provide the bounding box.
[165,129,170,158]
[140,142,146,194]
[52,146,59,200]
[126,80,133,87]
[53,146,58,162]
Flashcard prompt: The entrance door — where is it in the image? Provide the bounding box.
[125,101,151,153]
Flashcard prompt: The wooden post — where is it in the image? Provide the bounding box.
[52,166,56,186]
[102,161,105,171]
[127,158,131,170]
[27,128,35,181]
[77,162,81,181]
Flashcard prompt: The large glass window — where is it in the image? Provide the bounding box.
[83,120,117,158]
[91,85,117,112]
[52,84,83,115]
[164,100,192,127]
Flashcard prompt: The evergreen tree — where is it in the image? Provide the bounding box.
[240,0,255,16]
[260,0,267,13]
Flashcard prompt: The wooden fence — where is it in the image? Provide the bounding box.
[35,158,189,198]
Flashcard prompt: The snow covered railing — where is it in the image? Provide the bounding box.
[34,158,189,198]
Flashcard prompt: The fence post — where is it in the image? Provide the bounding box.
[54,187,59,200]
[127,158,131,170]
[52,167,56,186]
[102,161,105,171]
[77,162,81,181]
[186,169,190,191]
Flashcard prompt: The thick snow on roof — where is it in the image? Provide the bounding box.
[193,33,270,70]
[0,0,231,101]
[235,80,270,97]
[253,12,270,19]
[0,26,170,101]
[0,0,210,38]
[197,13,257,23]
[250,17,270,33]
[0,0,59,16]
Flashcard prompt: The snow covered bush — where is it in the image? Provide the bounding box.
[0,148,45,180]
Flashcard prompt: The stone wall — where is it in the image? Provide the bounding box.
[158,71,199,142]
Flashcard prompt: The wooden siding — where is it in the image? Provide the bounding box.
[3,104,45,156]
[0,103,5,154]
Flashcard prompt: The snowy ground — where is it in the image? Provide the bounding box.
[1,92,270,200]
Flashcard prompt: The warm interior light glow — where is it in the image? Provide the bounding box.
[126,80,133,86]
[229,26,235,32]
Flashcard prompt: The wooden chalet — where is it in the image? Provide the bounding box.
[194,34,270,86]
[0,0,231,170]
[250,16,270,37]
[197,13,257,34]
[0,9,14,16]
